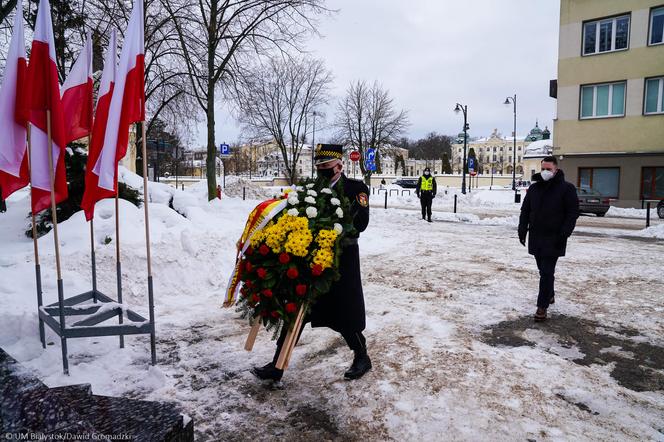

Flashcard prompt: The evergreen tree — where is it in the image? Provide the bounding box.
[442,152,452,174]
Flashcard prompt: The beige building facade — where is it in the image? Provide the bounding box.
[554,0,664,205]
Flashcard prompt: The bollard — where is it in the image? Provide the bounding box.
[384,192,388,209]
[243,187,246,201]
[181,183,184,191]
[646,202,651,228]
[454,194,457,213]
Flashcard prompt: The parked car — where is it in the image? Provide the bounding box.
[658,200,664,219]
[576,187,610,217]
[393,178,419,189]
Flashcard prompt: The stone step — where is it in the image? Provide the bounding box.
[1,348,193,440]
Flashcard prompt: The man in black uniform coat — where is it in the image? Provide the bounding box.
[518,156,579,322]
[252,144,372,382]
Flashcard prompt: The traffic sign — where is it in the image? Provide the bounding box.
[468,156,476,176]
[219,143,231,157]
[350,151,361,162]
[364,148,376,172]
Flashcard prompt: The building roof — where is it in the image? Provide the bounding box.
[523,139,554,158]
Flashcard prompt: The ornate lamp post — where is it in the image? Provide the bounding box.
[311,111,319,178]
[454,103,469,194]
[504,94,519,202]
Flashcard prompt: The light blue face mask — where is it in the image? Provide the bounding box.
[541,170,554,181]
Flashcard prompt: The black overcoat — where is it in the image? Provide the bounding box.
[310,174,370,333]
[518,170,579,257]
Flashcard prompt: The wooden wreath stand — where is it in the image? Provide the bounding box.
[244,304,307,371]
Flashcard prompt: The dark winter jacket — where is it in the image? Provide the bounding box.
[518,169,579,257]
[416,175,437,198]
[310,174,369,332]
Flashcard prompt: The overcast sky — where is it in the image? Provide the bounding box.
[203,0,560,147]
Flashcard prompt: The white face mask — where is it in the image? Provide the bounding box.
[541,170,555,181]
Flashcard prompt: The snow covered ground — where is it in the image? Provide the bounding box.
[1,177,663,441]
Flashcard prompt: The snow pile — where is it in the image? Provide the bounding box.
[607,206,657,219]
[635,223,664,239]
[374,188,519,211]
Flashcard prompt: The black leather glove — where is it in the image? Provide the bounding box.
[518,232,526,246]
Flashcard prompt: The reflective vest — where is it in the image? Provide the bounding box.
[420,176,433,191]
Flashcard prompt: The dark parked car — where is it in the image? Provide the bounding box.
[577,187,610,217]
[393,178,419,189]
[658,200,664,219]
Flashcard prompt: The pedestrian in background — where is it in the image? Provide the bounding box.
[416,167,436,222]
[518,156,579,322]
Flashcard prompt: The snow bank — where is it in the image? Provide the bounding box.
[606,206,657,219]
[635,223,664,239]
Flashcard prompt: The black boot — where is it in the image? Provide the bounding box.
[427,216,432,223]
[251,362,283,382]
[344,351,372,380]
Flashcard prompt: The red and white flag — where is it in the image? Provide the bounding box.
[62,33,93,144]
[93,0,144,193]
[26,0,68,214]
[0,2,29,199]
[81,30,116,221]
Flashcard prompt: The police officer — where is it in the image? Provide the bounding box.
[416,167,436,222]
[252,144,372,383]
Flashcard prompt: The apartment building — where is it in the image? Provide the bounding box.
[553,0,664,206]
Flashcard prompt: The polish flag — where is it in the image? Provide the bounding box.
[26,0,68,214]
[93,0,144,193]
[0,2,29,199]
[81,30,116,221]
[62,33,93,144]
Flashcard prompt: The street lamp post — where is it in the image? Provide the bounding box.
[454,103,469,194]
[311,111,318,178]
[504,94,518,202]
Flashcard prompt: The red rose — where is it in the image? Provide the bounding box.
[246,246,254,256]
[285,303,297,314]
[271,311,280,318]
[287,267,299,279]
[245,261,253,273]
[311,264,323,276]
[261,289,273,298]
[278,253,291,264]
[251,294,260,303]
[259,244,270,256]
[256,268,267,279]
[295,284,307,296]
[245,280,254,289]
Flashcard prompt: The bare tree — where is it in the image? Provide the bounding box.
[234,56,331,184]
[336,80,409,183]
[162,0,328,200]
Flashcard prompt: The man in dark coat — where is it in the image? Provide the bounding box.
[416,167,437,222]
[252,144,371,383]
[518,156,579,322]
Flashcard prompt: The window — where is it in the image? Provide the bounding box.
[644,76,664,114]
[580,82,626,118]
[650,6,664,45]
[583,15,630,55]
[578,167,620,198]
[641,167,664,199]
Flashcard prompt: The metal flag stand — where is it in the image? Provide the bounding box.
[33,118,156,375]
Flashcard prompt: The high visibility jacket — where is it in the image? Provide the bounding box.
[420,176,434,191]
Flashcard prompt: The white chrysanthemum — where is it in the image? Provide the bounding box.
[304,196,316,204]
[335,207,344,218]
[307,189,318,197]
[288,195,299,205]
[306,183,315,189]
[330,197,341,206]
[333,223,343,234]
[306,207,318,218]
[287,208,299,217]
[296,186,304,191]
[321,188,332,194]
